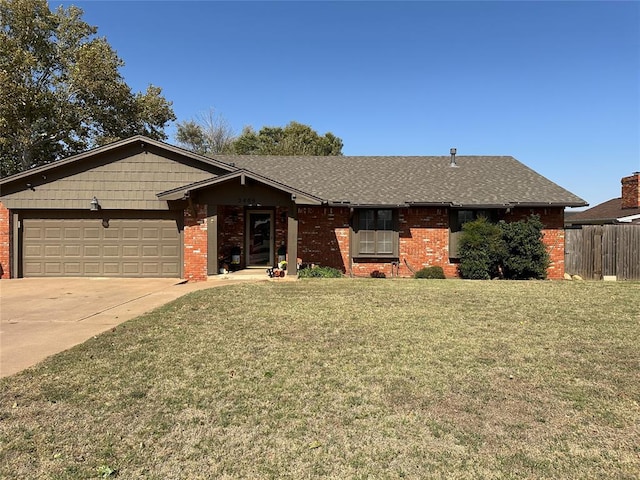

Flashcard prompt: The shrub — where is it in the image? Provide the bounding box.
[458,214,550,280]
[498,215,549,279]
[370,270,386,278]
[298,266,343,278]
[458,217,502,279]
[414,266,446,279]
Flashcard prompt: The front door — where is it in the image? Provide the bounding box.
[246,210,274,267]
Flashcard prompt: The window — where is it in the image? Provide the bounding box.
[449,209,500,258]
[353,209,398,257]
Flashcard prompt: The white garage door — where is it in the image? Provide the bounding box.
[22,215,181,277]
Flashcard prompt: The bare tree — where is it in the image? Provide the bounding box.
[175,108,235,155]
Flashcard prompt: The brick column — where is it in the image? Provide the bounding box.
[0,202,11,279]
[538,209,566,280]
[183,203,208,282]
[543,228,565,280]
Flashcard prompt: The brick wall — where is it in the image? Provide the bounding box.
[183,203,208,281]
[540,208,566,280]
[621,172,640,209]
[0,202,10,278]
[298,206,458,278]
[218,206,244,268]
[297,205,566,280]
[398,207,457,278]
[0,201,567,282]
[274,207,288,261]
[349,207,458,278]
[298,207,350,272]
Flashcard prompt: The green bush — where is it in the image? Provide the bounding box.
[370,270,386,278]
[298,266,343,278]
[458,217,502,279]
[414,266,446,279]
[499,215,549,279]
[458,215,550,280]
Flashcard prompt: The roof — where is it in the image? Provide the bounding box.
[566,197,640,225]
[0,136,587,208]
[157,169,324,205]
[210,154,587,207]
[0,135,235,185]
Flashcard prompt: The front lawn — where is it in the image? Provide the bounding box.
[1,280,638,479]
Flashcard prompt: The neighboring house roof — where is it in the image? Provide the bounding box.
[566,198,640,225]
[211,154,587,207]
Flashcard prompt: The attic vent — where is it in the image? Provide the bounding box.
[450,148,458,167]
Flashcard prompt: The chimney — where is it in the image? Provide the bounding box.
[621,172,640,209]
[450,147,458,167]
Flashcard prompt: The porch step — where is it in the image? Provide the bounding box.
[208,268,296,282]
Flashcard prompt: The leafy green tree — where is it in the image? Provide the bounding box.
[175,108,235,155]
[232,121,343,155]
[0,0,176,176]
[175,121,209,155]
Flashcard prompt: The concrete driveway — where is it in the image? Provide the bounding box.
[0,277,220,378]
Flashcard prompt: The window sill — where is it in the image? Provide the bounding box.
[353,255,399,262]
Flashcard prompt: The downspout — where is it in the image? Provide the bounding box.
[349,207,354,277]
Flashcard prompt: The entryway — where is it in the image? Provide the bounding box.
[246,210,274,267]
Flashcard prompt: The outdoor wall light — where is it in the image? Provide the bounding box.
[90,196,100,211]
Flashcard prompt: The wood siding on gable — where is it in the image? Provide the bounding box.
[0,145,224,210]
[197,178,293,207]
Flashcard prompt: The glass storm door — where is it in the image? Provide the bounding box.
[246,211,273,266]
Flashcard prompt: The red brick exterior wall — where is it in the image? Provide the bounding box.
[349,207,458,278]
[217,206,290,269]
[218,206,245,268]
[297,206,457,278]
[0,201,10,278]
[398,207,457,278]
[621,173,640,209]
[274,206,288,261]
[183,203,208,281]
[0,201,568,282]
[297,205,566,280]
[298,207,350,272]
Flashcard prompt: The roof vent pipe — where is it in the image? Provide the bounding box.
[450,147,458,167]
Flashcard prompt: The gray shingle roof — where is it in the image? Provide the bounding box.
[0,135,587,209]
[566,198,640,224]
[212,154,586,207]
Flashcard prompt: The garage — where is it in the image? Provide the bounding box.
[0,136,240,280]
[21,212,181,278]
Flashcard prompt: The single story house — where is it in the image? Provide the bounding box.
[565,172,640,226]
[0,136,586,280]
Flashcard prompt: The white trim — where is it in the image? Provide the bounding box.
[617,213,640,223]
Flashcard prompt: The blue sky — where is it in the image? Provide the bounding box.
[58,1,639,209]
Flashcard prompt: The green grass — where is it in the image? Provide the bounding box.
[1,280,639,479]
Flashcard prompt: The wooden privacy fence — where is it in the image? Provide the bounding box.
[565,225,640,280]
